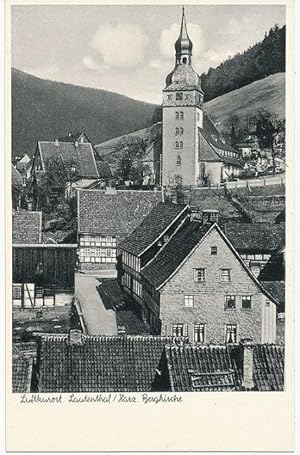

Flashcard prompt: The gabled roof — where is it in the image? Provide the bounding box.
[38,141,99,178]
[36,333,186,393]
[78,189,162,237]
[12,164,23,191]
[12,211,42,244]
[199,113,242,167]
[165,343,284,392]
[141,221,280,304]
[120,202,189,256]
[224,222,285,252]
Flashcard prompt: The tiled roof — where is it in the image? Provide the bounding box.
[12,164,23,191]
[37,334,185,393]
[224,223,285,252]
[38,141,99,178]
[165,344,238,392]
[165,343,284,392]
[260,281,285,304]
[12,211,42,244]
[78,189,162,238]
[198,132,222,162]
[12,356,33,393]
[141,221,211,289]
[120,202,189,256]
[187,189,242,221]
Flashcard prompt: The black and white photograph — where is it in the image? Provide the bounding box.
[10,2,288,397]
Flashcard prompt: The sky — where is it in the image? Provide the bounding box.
[12,5,285,104]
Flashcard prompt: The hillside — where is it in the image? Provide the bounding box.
[11,68,156,158]
[201,25,285,101]
[205,73,285,130]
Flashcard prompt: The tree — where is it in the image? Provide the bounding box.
[254,110,285,173]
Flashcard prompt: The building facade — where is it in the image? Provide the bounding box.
[142,222,278,343]
[162,9,242,186]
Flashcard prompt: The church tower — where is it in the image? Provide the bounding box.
[162,7,204,186]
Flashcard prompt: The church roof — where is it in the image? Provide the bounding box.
[175,7,193,57]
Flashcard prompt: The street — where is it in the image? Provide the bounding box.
[75,273,118,336]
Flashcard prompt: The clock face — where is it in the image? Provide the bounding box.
[176,92,183,101]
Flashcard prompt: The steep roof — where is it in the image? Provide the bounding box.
[224,222,285,252]
[141,221,280,304]
[37,334,185,393]
[12,211,42,244]
[165,343,284,392]
[141,221,211,289]
[12,164,23,191]
[259,281,285,304]
[38,141,99,178]
[78,189,162,238]
[120,202,189,256]
[165,344,238,392]
[12,356,33,393]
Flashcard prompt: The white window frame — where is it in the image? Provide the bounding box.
[220,268,231,282]
[194,268,206,282]
[184,295,194,308]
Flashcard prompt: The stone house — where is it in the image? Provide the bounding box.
[141,221,278,344]
[77,188,162,269]
[119,202,190,312]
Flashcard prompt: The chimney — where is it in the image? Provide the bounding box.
[69,329,84,345]
[240,339,255,390]
[54,139,59,147]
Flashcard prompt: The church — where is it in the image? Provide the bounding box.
[162,8,242,186]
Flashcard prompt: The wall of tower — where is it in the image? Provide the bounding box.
[162,106,199,186]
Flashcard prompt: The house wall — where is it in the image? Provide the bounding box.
[158,228,275,344]
[201,162,222,186]
[78,234,117,268]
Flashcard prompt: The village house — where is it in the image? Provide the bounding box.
[119,202,190,312]
[31,133,112,199]
[25,330,284,393]
[161,9,242,186]
[77,188,162,269]
[141,220,279,343]
[223,222,285,277]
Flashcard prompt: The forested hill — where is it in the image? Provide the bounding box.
[11,68,156,158]
[201,25,285,101]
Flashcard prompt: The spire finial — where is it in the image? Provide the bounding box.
[175,5,193,64]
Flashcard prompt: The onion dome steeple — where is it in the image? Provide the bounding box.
[175,7,193,65]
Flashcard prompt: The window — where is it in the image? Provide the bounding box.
[242,296,252,309]
[180,127,184,135]
[194,268,205,282]
[211,246,217,255]
[12,284,22,300]
[175,127,179,136]
[35,287,44,298]
[175,141,179,149]
[220,269,231,282]
[225,324,237,343]
[176,92,183,101]
[194,324,205,343]
[176,155,181,166]
[175,111,179,120]
[172,323,184,337]
[266,300,270,307]
[180,111,184,120]
[184,295,194,308]
[167,94,172,100]
[225,295,236,309]
[179,141,183,149]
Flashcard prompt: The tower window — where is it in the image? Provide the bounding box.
[176,155,182,166]
[180,141,183,149]
[175,111,179,120]
[176,92,183,101]
[182,57,187,64]
[175,141,179,149]
[167,94,172,100]
[180,127,184,135]
[180,112,184,120]
[175,127,179,136]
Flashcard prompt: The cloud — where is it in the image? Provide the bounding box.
[82,55,110,72]
[90,23,149,68]
[160,23,204,59]
[203,48,236,65]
